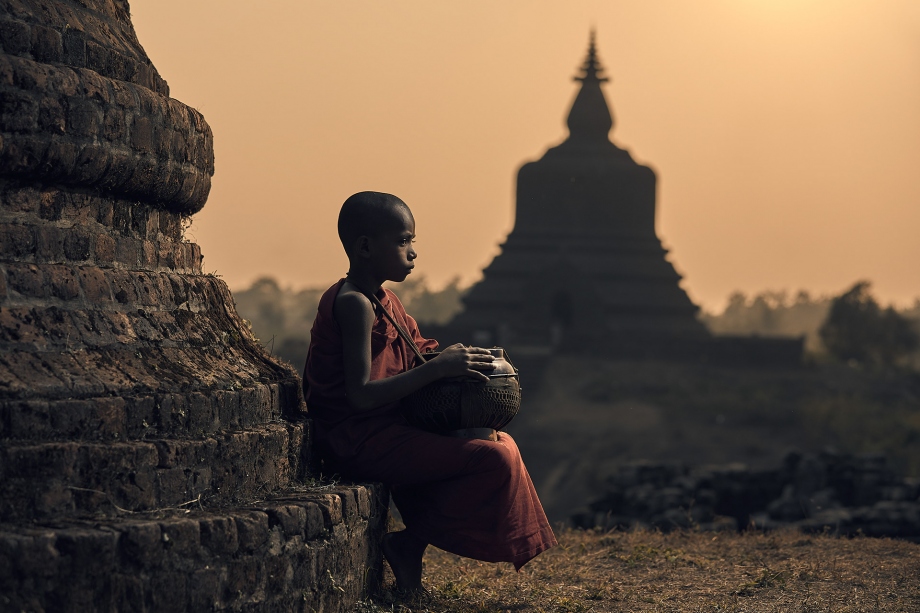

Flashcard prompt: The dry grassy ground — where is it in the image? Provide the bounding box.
[361,528,920,612]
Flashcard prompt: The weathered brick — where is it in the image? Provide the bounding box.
[77,266,111,302]
[34,224,64,261]
[109,574,145,611]
[42,137,80,182]
[214,390,240,430]
[99,150,133,191]
[115,236,140,267]
[188,568,220,611]
[55,528,118,571]
[119,521,162,568]
[81,69,111,105]
[149,571,188,611]
[38,96,66,133]
[61,28,87,66]
[101,105,124,141]
[156,467,185,500]
[6,263,46,298]
[156,241,176,269]
[130,115,154,153]
[264,555,292,594]
[156,394,188,434]
[308,495,342,529]
[63,228,91,261]
[0,90,38,132]
[199,516,238,555]
[0,19,31,54]
[337,489,358,523]
[38,188,66,220]
[140,239,157,269]
[292,546,319,590]
[158,211,181,240]
[95,198,114,226]
[6,400,52,439]
[355,486,371,518]
[108,269,139,304]
[0,223,35,258]
[85,39,109,75]
[133,63,152,91]
[267,504,307,539]
[110,78,137,108]
[159,519,200,557]
[186,391,217,435]
[123,395,155,437]
[30,25,63,63]
[94,233,115,264]
[225,559,264,601]
[234,511,269,552]
[107,50,130,83]
[72,143,109,184]
[43,264,79,300]
[2,185,39,212]
[66,97,103,137]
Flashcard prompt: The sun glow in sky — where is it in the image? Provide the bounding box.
[131,0,920,312]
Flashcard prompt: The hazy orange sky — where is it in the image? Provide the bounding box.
[131,1,920,312]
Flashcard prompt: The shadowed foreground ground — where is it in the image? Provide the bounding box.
[361,528,920,612]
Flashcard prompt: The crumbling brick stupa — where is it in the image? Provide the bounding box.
[0,1,384,610]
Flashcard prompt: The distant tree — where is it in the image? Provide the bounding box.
[819,281,919,368]
[700,289,831,352]
[387,276,467,325]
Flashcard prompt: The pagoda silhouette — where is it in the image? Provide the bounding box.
[440,34,801,364]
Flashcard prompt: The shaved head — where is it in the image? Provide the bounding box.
[338,191,412,254]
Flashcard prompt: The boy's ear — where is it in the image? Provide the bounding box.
[354,235,372,259]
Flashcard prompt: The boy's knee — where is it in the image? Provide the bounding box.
[475,439,517,472]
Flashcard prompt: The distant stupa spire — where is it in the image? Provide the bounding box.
[574,29,608,84]
[566,29,614,142]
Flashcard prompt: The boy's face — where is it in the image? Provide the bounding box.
[367,206,417,283]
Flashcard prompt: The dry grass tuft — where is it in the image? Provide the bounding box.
[360,527,920,612]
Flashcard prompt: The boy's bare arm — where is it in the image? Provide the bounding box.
[337,290,493,412]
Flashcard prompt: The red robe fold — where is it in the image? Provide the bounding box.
[303,279,556,569]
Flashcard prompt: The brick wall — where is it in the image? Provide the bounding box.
[0,1,386,610]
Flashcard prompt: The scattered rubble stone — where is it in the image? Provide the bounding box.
[574,450,920,540]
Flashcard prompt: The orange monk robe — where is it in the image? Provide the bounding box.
[303,279,556,569]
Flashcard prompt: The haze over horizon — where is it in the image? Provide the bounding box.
[131,1,920,312]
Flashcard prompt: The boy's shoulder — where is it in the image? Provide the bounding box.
[333,282,375,330]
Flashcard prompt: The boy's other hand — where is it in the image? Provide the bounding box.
[432,344,494,382]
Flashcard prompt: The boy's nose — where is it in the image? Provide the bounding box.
[408,247,417,259]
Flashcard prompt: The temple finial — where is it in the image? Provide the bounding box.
[566,29,614,142]
[574,29,609,84]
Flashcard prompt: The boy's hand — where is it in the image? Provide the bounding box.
[432,344,494,382]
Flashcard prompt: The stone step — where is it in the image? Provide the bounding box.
[0,383,303,442]
[0,483,387,612]
[1,265,223,313]
[0,422,310,522]
[0,280,245,354]
[0,344,301,402]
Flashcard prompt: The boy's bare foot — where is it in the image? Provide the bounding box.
[382,530,427,593]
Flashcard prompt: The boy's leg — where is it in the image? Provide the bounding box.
[381,528,427,592]
[342,423,513,486]
[340,424,527,591]
[340,425,553,569]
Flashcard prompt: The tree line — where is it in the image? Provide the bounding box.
[234,277,919,370]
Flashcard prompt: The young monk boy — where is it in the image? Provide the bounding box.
[303,191,556,592]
